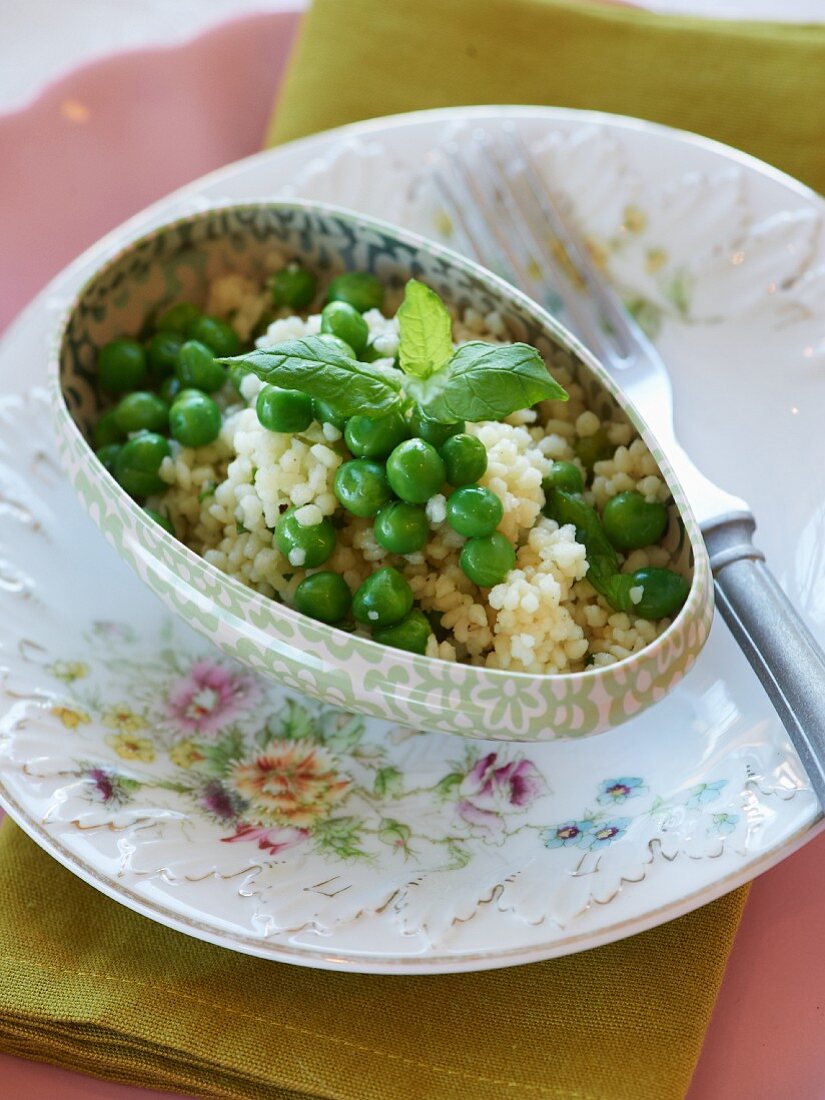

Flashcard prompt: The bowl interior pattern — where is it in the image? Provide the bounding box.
[53,202,712,741]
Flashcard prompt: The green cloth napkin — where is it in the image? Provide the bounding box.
[0,820,747,1099]
[269,0,825,195]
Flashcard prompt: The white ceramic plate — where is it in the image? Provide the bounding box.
[1,107,823,974]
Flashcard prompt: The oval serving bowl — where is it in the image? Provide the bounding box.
[50,200,712,742]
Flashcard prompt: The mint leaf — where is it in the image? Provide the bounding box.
[409,341,568,423]
[221,336,403,419]
[396,279,454,379]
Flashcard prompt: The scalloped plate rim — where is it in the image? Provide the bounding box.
[1,784,822,974]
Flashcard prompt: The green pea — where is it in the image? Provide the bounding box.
[155,301,201,335]
[95,443,122,473]
[313,398,347,431]
[373,609,431,655]
[373,502,429,554]
[93,408,124,448]
[175,387,205,403]
[321,300,369,356]
[441,433,487,486]
[275,509,336,568]
[268,264,317,310]
[602,491,668,551]
[386,439,446,504]
[333,459,392,518]
[146,332,183,378]
[352,567,413,628]
[169,391,221,448]
[158,376,183,405]
[175,340,226,393]
[113,431,170,499]
[294,571,351,625]
[98,338,147,393]
[143,507,174,534]
[459,532,516,587]
[113,391,169,435]
[344,410,408,459]
[602,568,690,621]
[447,486,503,538]
[410,407,465,448]
[316,333,356,359]
[542,460,584,496]
[326,271,384,313]
[574,428,613,470]
[256,385,313,433]
[188,315,240,358]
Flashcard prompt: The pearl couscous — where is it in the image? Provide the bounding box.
[92,261,689,674]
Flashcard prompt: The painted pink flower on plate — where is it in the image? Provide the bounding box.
[457,752,544,833]
[222,822,309,856]
[167,661,259,735]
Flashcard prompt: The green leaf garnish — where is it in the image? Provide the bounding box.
[221,336,403,419]
[544,489,689,621]
[396,279,454,379]
[408,341,568,424]
[544,488,618,592]
[223,285,568,426]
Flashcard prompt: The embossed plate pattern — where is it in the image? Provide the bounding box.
[0,107,823,972]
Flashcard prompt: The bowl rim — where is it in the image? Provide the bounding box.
[49,196,712,687]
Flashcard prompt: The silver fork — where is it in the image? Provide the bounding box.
[431,123,825,805]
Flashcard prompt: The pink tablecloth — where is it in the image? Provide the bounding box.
[2,10,824,1099]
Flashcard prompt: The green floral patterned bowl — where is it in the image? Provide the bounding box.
[50,201,712,742]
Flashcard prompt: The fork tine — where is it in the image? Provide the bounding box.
[432,132,626,370]
[502,123,649,361]
[465,129,566,296]
[430,149,515,282]
[471,129,622,367]
[434,146,596,344]
[432,124,665,379]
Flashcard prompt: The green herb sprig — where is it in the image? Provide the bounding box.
[544,488,689,621]
[221,278,568,423]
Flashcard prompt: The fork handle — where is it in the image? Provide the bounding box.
[703,513,825,807]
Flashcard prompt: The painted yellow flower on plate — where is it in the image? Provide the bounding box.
[101,704,145,734]
[51,705,91,730]
[47,661,89,683]
[106,731,155,763]
[229,740,349,828]
[622,204,648,234]
[169,739,206,769]
[584,236,609,271]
